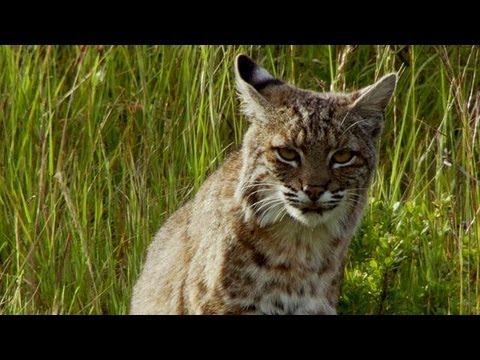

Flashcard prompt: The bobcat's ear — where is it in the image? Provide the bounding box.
[234,54,283,123]
[352,73,397,115]
[350,73,397,138]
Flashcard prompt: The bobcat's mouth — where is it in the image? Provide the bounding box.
[281,190,344,227]
[300,204,338,215]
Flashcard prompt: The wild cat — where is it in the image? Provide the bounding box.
[130,54,396,314]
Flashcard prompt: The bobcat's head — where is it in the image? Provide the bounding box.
[235,54,396,229]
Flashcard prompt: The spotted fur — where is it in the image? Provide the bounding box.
[130,54,396,314]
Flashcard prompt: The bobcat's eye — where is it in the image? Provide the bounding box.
[277,147,300,163]
[332,150,355,165]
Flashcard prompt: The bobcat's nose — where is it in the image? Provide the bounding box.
[303,185,324,202]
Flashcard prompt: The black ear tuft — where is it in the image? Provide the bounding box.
[236,54,257,84]
[234,54,285,123]
[235,54,283,92]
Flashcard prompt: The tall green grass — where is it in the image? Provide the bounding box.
[0,45,478,314]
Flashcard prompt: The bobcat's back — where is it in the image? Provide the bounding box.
[131,151,242,314]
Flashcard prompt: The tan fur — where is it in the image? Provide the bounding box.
[130,54,396,314]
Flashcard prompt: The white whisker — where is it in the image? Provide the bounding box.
[244,187,276,202]
[340,118,369,137]
[254,199,284,214]
[272,206,287,224]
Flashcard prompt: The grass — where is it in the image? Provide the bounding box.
[0,45,478,314]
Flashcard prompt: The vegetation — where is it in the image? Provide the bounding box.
[0,45,478,314]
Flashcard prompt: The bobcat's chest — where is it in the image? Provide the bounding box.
[253,273,337,315]
[219,218,345,315]
[222,243,342,315]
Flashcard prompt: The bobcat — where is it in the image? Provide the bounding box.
[130,54,396,314]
